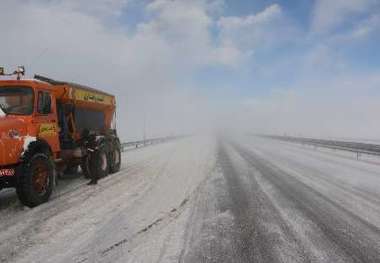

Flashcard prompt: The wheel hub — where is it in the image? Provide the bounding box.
[32,160,49,194]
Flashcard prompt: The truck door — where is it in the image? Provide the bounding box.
[34,90,60,153]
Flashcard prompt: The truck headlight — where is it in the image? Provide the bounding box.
[8,129,20,139]
[17,66,25,75]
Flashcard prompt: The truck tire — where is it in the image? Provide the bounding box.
[16,153,55,208]
[89,147,109,180]
[109,144,121,174]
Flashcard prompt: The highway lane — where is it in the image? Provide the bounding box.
[182,137,380,262]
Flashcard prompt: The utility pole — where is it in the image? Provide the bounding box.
[143,110,146,146]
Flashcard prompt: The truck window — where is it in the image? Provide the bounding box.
[0,86,34,115]
[37,91,52,114]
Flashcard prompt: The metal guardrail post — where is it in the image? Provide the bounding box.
[120,135,186,152]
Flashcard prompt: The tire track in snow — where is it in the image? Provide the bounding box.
[231,141,380,263]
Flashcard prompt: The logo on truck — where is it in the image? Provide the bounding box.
[74,89,113,105]
[39,123,57,137]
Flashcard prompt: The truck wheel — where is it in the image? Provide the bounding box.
[89,148,109,180]
[109,145,121,173]
[16,153,55,208]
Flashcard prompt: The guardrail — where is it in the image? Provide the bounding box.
[258,135,380,159]
[121,135,185,152]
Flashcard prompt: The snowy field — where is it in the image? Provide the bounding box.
[0,136,380,262]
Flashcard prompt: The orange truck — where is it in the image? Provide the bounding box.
[0,67,121,207]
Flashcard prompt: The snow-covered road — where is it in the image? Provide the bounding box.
[1,136,380,262]
[213,137,380,263]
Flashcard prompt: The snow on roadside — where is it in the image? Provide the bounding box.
[0,136,216,263]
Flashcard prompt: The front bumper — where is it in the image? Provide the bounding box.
[0,168,15,177]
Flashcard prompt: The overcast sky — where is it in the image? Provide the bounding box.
[1,0,380,141]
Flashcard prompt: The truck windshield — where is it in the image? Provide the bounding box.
[0,87,34,115]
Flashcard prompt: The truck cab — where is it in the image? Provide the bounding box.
[0,68,121,207]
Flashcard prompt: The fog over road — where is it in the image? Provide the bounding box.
[1,136,380,262]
